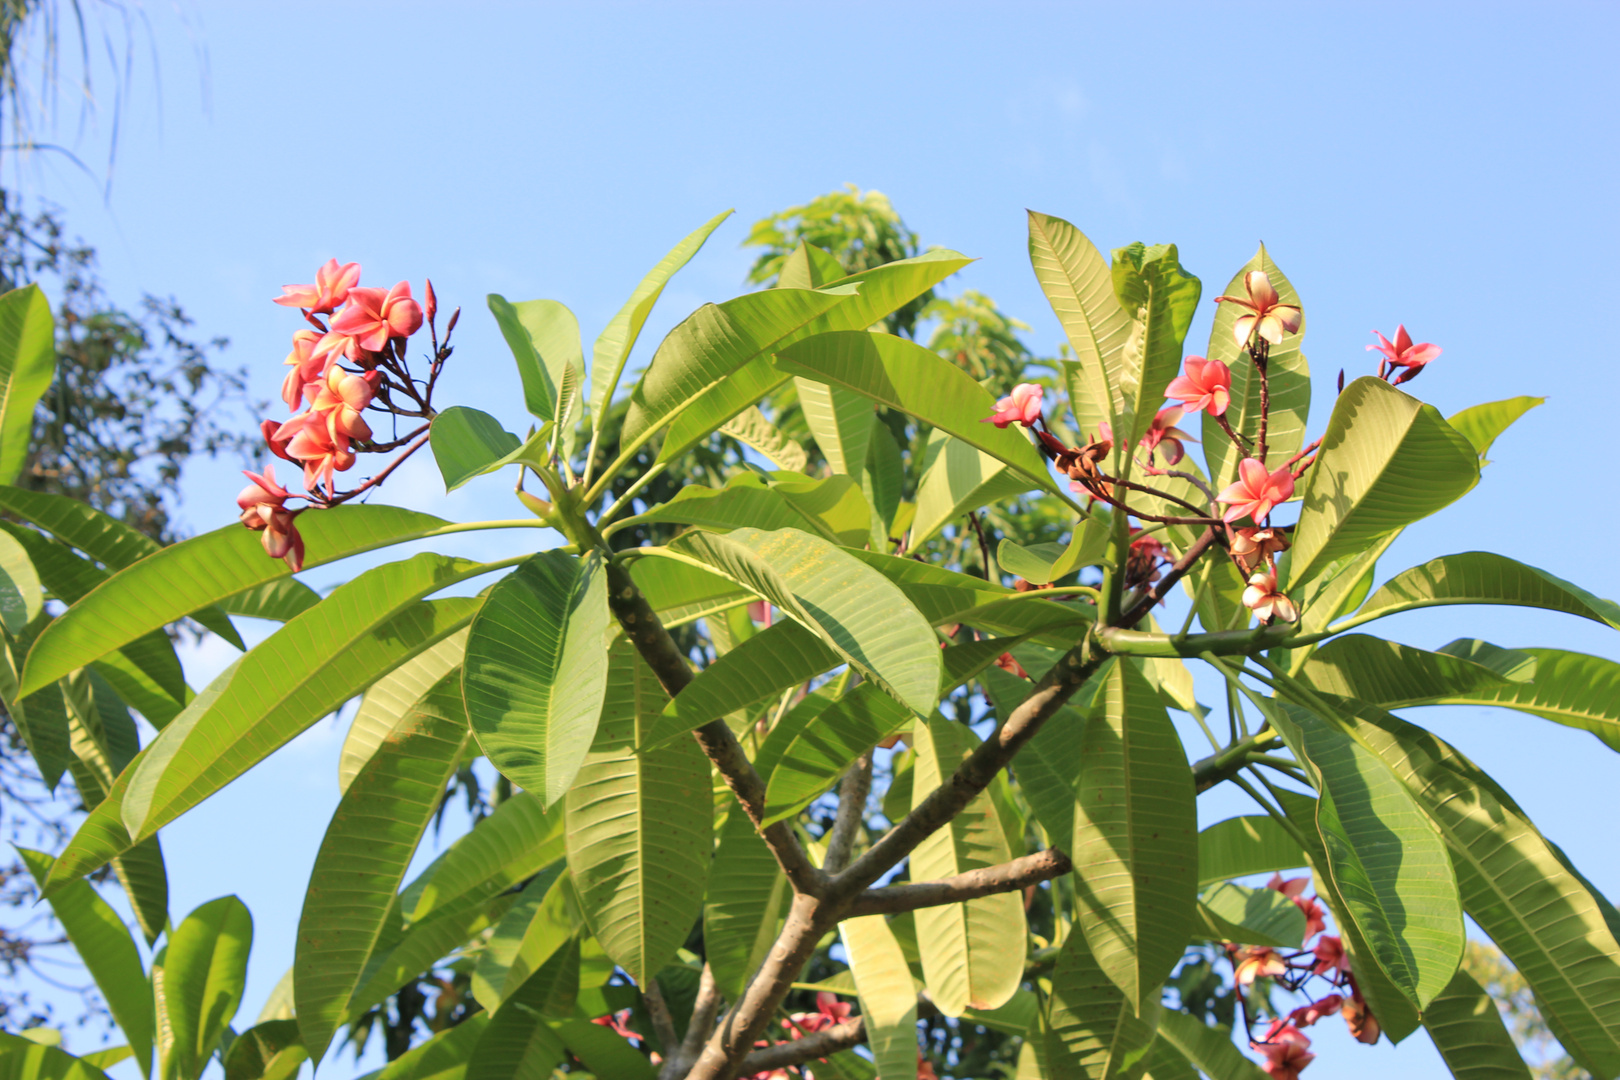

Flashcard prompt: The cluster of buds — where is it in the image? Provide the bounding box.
[239,259,458,570]
[1230,874,1381,1079]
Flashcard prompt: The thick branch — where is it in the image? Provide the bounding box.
[734,1016,867,1075]
[643,978,681,1061]
[823,754,873,875]
[604,561,825,896]
[660,964,722,1080]
[847,848,1072,917]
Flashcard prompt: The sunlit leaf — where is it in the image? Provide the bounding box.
[156,896,253,1080]
[840,913,920,1080]
[1196,816,1306,887]
[0,285,56,485]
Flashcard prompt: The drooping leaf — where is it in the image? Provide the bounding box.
[663,528,941,715]
[1071,660,1197,1014]
[1423,968,1533,1080]
[156,896,253,1080]
[16,849,154,1078]
[1301,635,1533,705]
[1201,246,1310,485]
[401,791,564,925]
[20,505,450,696]
[0,285,56,485]
[910,715,1027,1016]
[564,640,710,985]
[340,629,468,792]
[463,551,609,808]
[1287,376,1478,589]
[294,670,470,1066]
[0,528,41,634]
[11,675,71,791]
[1447,396,1543,463]
[119,555,488,842]
[487,296,581,424]
[1196,816,1306,887]
[1152,1011,1269,1080]
[840,913,920,1080]
[1195,882,1308,949]
[1044,930,1159,1080]
[431,406,523,491]
[1341,551,1620,632]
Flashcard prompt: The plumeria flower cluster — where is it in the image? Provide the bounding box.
[239,259,458,570]
[1229,873,1382,1079]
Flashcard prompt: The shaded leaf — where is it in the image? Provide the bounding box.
[1045,930,1159,1080]
[1424,968,1533,1080]
[157,896,253,1080]
[1196,816,1306,887]
[763,682,912,826]
[1195,882,1307,949]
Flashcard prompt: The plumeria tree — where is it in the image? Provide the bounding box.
[4,207,1620,1080]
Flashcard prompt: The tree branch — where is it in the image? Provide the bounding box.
[643,977,682,1063]
[823,753,873,875]
[1119,526,1220,627]
[846,848,1072,917]
[660,964,722,1080]
[733,1016,867,1075]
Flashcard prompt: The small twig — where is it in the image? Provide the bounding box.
[319,431,433,508]
[1119,527,1221,626]
[643,977,682,1062]
[734,1016,867,1076]
[967,511,994,581]
[1213,412,1252,452]
[846,848,1072,917]
[1106,475,1214,518]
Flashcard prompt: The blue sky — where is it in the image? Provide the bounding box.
[11,2,1620,1077]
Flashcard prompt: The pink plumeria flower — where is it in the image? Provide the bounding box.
[1312,934,1351,976]
[237,466,304,571]
[1243,572,1299,623]
[278,414,358,492]
[237,463,291,518]
[1164,357,1232,416]
[1367,325,1441,385]
[280,330,325,410]
[306,366,380,444]
[1267,873,1309,900]
[983,382,1044,429]
[1295,895,1327,939]
[1287,995,1344,1029]
[1234,946,1288,987]
[273,258,361,314]
[1252,1025,1314,1080]
[331,281,424,351]
[1216,270,1302,346]
[747,600,773,627]
[1140,406,1197,466]
[1217,458,1295,523]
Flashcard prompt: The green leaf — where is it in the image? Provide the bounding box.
[1447,396,1543,463]
[400,791,563,925]
[763,682,913,827]
[864,417,903,545]
[1108,242,1201,447]
[985,665,1094,848]
[1201,246,1310,484]
[12,676,72,791]
[1152,1011,1268,1080]
[910,715,1027,1016]
[1195,882,1308,949]
[908,433,1032,547]
[554,1018,656,1080]
[774,331,1054,492]
[294,670,470,1066]
[341,629,468,792]
[463,552,609,808]
[645,618,838,748]
[1288,377,1479,589]
[796,376,873,480]
[591,209,733,434]
[704,804,793,1001]
[1196,816,1306,887]
[1316,701,1620,1073]
[661,249,972,461]
[612,472,859,545]
[487,296,581,423]
[718,405,808,472]
[1423,968,1533,1080]
[431,406,523,492]
[347,894,518,1025]
[368,1015,488,1080]
[664,528,941,715]
[1026,211,1133,442]
[467,1000,566,1080]
[0,285,55,485]
[0,528,41,634]
[20,505,450,696]
[156,896,253,1080]
[997,539,1068,586]
[0,1031,115,1080]
[839,913,920,1080]
[215,577,321,623]
[1071,660,1197,1014]
[121,555,488,843]
[221,1020,306,1080]
[1342,551,1620,632]
[1301,634,1532,705]
[627,554,751,629]
[16,849,154,1077]
[1044,930,1159,1080]
[564,640,709,985]
[1266,698,1464,1010]
[1138,1038,1199,1080]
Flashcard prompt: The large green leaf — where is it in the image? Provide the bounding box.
[400,791,563,925]
[1201,246,1310,484]
[774,330,1054,492]
[10,671,71,790]
[660,249,971,462]
[646,618,838,748]
[763,682,913,826]
[910,715,1027,1016]
[16,849,154,1078]
[1340,551,1620,632]
[613,472,862,545]
[1321,701,1620,1074]
[564,640,709,985]
[1195,816,1306,887]
[0,528,41,634]
[910,434,1034,546]
[1447,396,1543,463]
[1195,882,1307,949]
[467,1000,567,1080]
[431,406,522,492]
[839,913,920,1080]
[469,865,570,1012]
[20,505,450,696]
[985,664,1095,849]
[1026,211,1132,442]
[1423,968,1533,1080]
[294,671,470,1066]
[156,896,253,1080]
[368,1015,488,1080]
[1265,697,1464,1010]
[1301,635,1532,705]
[1287,377,1478,589]
[1071,660,1197,1014]
[0,285,55,485]
[1152,1011,1268,1080]
[1044,930,1158,1080]
[487,296,581,424]
[340,629,468,792]
[1109,242,1201,448]
[663,528,941,715]
[796,375,874,481]
[0,1032,115,1080]
[220,1020,306,1080]
[627,554,751,629]
[591,209,732,433]
[216,577,321,623]
[463,551,609,808]
[120,555,487,842]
